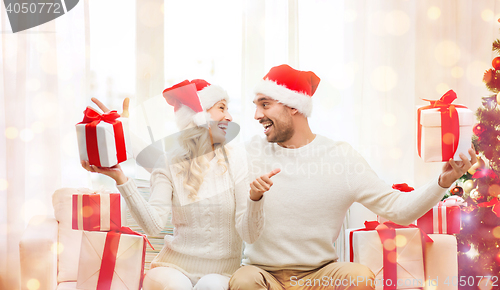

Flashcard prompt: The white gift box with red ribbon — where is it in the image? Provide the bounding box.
[77,228,151,290]
[417,90,474,162]
[417,196,463,234]
[76,107,132,168]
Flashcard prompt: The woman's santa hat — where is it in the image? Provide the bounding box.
[253,64,320,117]
[163,79,229,129]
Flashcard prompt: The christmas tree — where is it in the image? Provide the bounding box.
[451,24,500,290]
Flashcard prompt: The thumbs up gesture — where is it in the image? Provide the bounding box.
[250,168,281,201]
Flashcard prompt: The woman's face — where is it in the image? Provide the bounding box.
[207,100,232,144]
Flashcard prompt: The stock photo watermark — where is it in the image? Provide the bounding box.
[3,0,79,33]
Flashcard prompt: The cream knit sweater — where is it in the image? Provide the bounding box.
[243,134,447,271]
[117,145,263,280]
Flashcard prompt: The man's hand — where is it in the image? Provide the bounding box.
[250,168,281,201]
[81,160,128,185]
[91,97,130,117]
[438,148,477,188]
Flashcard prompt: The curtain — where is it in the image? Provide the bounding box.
[1,0,499,288]
[0,1,90,289]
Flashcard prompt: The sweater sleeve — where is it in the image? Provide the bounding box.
[343,143,447,225]
[117,155,173,236]
[230,144,265,244]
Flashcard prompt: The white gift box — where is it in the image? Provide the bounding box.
[418,106,474,162]
[347,227,425,290]
[77,231,144,290]
[76,115,132,168]
[423,234,457,290]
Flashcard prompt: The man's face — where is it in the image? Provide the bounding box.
[253,94,294,143]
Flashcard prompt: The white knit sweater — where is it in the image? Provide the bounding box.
[117,145,263,280]
[243,134,447,271]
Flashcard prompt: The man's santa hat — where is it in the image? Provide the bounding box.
[253,64,320,117]
[163,79,229,129]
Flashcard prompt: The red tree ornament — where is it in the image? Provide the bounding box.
[473,123,486,137]
[493,57,500,70]
[450,186,464,197]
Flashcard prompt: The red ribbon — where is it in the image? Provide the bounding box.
[72,193,122,231]
[349,221,432,290]
[478,197,500,218]
[78,107,127,167]
[96,226,154,290]
[417,90,467,161]
[417,203,461,234]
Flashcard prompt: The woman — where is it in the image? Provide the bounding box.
[81,79,279,290]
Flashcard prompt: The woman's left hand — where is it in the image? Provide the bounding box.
[91,97,129,117]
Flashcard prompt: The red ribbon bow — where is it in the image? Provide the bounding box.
[478,197,500,218]
[349,221,432,290]
[78,107,127,167]
[417,90,467,161]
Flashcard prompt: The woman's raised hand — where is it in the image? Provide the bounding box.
[91,97,130,117]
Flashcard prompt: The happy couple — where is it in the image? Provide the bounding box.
[82,64,476,290]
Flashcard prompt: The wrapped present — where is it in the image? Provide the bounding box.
[77,227,152,290]
[417,90,474,162]
[347,221,432,290]
[72,193,122,232]
[417,197,462,234]
[423,234,458,290]
[76,107,132,168]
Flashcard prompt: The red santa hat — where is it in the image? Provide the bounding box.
[253,64,320,117]
[163,79,229,129]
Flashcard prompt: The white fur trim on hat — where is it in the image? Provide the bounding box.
[253,79,313,117]
[198,84,230,110]
[174,105,210,130]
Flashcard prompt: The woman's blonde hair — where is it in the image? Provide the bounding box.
[171,122,228,201]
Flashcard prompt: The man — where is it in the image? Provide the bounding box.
[229,64,476,290]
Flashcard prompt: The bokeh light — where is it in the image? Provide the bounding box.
[389,148,402,160]
[489,184,500,197]
[0,179,8,191]
[5,127,19,139]
[467,61,488,86]
[370,66,398,92]
[436,83,450,95]
[385,10,410,36]
[434,40,460,67]
[31,121,45,134]
[493,226,500,239]
[344,9,357,23]
[395,234,407,247]
[383,113,397,127]
[451,66,464,78]
[383,238,396,251]
[51,242,64,255]
[26,279,40,290]
[26,78,41,92]
[20,128,35,142]
[482,9,494,22]
[427,6,441,20]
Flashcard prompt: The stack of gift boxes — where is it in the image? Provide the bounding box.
[74,106,149,289]
[345,90,473,290]
[72,192,151,290]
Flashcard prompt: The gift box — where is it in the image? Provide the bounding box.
[423,234,458,290]
[76,107,132,168]
[417,200,461,235]
[77,229,147,290]
[417,90,474,162]
[72,193,123,232]
[347,222,428,290]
